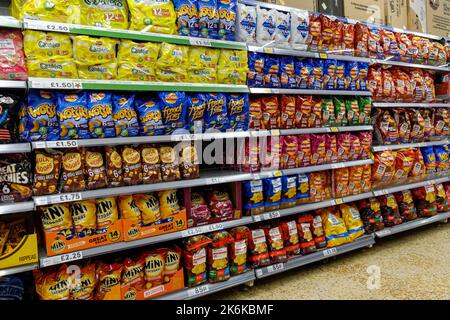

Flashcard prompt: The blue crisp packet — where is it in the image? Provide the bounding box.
[218,0,237,41]
[87,92,115,138]
[421,146,436,175]
[263,55,280,88]
[335,61,346,90]
[434,145,449,172]
[295,58,311,89]
[263,177,282,209]
[26,90,60,141]
[205,93,228,131]
[135,97,165,136]
[158,91,187,134]
[345,61,359,91]
[187,93,207,133]
[357,62,369,91]
[296,173,309,200]
[112,94,140,137]
[280,55,296,89]
[247,51,265,87]
[56,92,90,140]
[323,59,337,90]
[243,179,264,211]
[310,59,324,90]
[227,93,249,131]
[173,0,199,37]
[281,175,297,206]
[198,0,218,39]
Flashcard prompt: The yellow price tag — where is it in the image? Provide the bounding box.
[330,127,339,133]
[274,171,282,177]
[263,47,274,54]
[319,53,328,59]
[335,198,344,205]
[271,129,280,136]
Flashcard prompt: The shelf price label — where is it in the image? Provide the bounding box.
[207,223,224,232]
[319,53,328,59]
[45,140,78,148]
[263,211,281,221]
[181,223,224,238]
[42,251,83,267]
[263,47,274,54]
[376,229,392,237]
[49,80,82,89]
[49,192,82,204]
[334,198,344,205]
[323,247,338,257]
[24,19,70,33]
[188,284,210,297]
[373,189,389,197]
[206,177,226,185]
[267,263,284,274]
[189,38,212,47]
[331,163,346,169]
[330,127,339,133]
[172,134,195,142]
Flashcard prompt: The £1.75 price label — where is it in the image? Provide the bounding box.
[49,192,82,204]
[188,284,210,297]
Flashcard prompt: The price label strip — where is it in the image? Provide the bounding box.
[24,19,71,33]
[45,140,79,149]
[189,38,212,47]
[49,193,82,205]
[374,189,389,197]
[42,251,83,267]
[206,177,226,185]
[263,211,281,221]
[267,263,284,274]
[322,247,338,257]
[376,229,392,237]
[188,284,210,297]
[181,223,224,238]
[30,78,83,90]
[334,198,344,205]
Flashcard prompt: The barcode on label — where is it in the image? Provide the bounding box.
[188,284,209,297]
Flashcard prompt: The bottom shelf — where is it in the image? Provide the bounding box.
[0,263,38,277]
[254,235,375,279]
[154,271,256,300]
[375,211,450,238]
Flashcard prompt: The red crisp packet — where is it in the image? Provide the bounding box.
[261,96,279,130]
[0,30,27,80]
[297,134,311,167]
[320,15,334,53]
[309,97,322,128]
[249,98,263,130]
[337,133,351,162]
[325,134,338,164]
[368,67,383,101]
[382,69,396,101]
[280,95,296,129]
[295,96,311,128]
[354,23,369,57]
[261,136,281,170]
[349,134,361,161]
[343,23,355,56]
[358,132,372,159]
[396,32,417,62]
[308,13,322,52]
[281,135,298,169]
[310,134,326,166]
[333,19,344,54]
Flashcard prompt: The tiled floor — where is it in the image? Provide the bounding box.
[208,222,450,300]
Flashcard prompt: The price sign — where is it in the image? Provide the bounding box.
[323,247,338,257]
[331,163,345,169]
[33,141,46,149]
[45,140,78,148]
[335,198,344,205]
[330,127,339,133]
[273,171,282,177]
[42,251,83,267]
[253,215,262,222]
[319,53,328,59]
[181,227,203,237]
[188,284,210,297]
[207,223,224,232]
[49,192,82,204]
[181,223,224,238]
[34,196,49,206]
[270,129,280,136]
[172,134,195,142]
[207,177,226,185]
[374,189,389,197]
[263,211,281,221]
[267,263,284,273]
[49,80,82,89]
[24,20,70,33]
[189,38,212,47]
[263,47,274,54]
[376,229,392,237]
[255,269,263,277]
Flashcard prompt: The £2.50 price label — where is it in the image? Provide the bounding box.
[188,284,210,297]
[24,19,70,33]
[42,251,83,267]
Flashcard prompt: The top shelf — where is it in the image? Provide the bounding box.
[22,19,247,50]
[0,16,21,29]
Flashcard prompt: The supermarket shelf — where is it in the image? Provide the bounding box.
[27,78,249,93]
[0,80,27,89]
[278,126,373,135]
[0,143,31,153]
[372,139,450,152]
[372,102,449,108]
[0,201,35,216]
[253,191,374,223]
[40,217,254,268]
[371,58,450,72]
[155,271,256,300]
[249,88,372,96]
[0,263,38,277]
[375,211,450,238]
[0,16,22,29]
[254,235,375,279]
[372,176,450,197]
[22,19,247,50]
[34,170,253,206]
[254,159,374,179]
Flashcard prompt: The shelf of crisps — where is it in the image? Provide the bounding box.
[0,201,34,216]
[0,143,31,154]
[372,102,450,108]
[370,59,450,73]
[0,16,21,29]
[254,234,375,279]
[0,263,38,277]
[249,88,372,96]
[155,270,256,300]
[374,211,450,238]
[22,19,248,51]
[372,139,450,152]
[372,176,450,197]
[0,80,27,89]
[27,78,249,93]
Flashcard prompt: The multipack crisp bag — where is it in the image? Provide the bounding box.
[27,59,78,78]
[173,0,199,37]
[73,36,117,66]
[21,0,81,23]
[87,92,115,138]
[256,6,276,44]
[77,62,118,80]
[117,40,160,81]
[112,94,140,137]
[70,200,97,238]
[127,0,177,34]
[291,9,309,50]
[27,90,60,141]
[56,92,90,140]
[80,0,129,29]
[158,91,187,134]
[24,30,73,60]
[198,0,218,39]
[134,97,165,136]
[236,3,256,43]
[217,0,237,41]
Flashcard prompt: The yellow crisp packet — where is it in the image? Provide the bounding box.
[156,67,188,82]
[80,0,129,29]
[78,62,118,80]
[217,68,246,85]
[339,203,365,241]
[188,68,217,83]
[319,207,350,248]
[127,0,176,34]
[188,47,219,69]
[156,43,189,69]
[9,0,23,19]
[134,193,160,226]
[70,200,97,238]
[69,263,97,300]
[27,59,78,78]
[73,36,118,66]
[118,40,160,64]
[219,49,248,70]
[118,195,142,223]
[95,197,119,234]
[158,189,180,220]
[24,30,73,60]
[21,0,81,23]
[0,222,10,256]
[40,203,74,239]
[34,265,71,300]
[117,63,157,81]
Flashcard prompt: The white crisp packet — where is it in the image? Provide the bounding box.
[236,3,257,44]
[291,9,310,50]
[274,10,291,48]
[256,6,276,45]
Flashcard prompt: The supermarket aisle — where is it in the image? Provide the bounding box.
[210,223,450,300]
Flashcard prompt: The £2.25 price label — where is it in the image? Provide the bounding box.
[42,251,83,267]
[188,284,210,297]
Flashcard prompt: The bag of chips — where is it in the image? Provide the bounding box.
[296,173,309,205]
[280,220,301,256]
[321,98,336,127]
[236,3,256,43]
[87,92,115,139]
[412,185,438,217]
[248,228,270,268]
[435,184,449,213]
[141,145,162,184]
[127,0,176,34]
[373,109,399,144]
[311,213,327,248]
[256,6,276,44]
[310,59,324,90]
[118,195,142,224]
[280,175,297,209]
[227,94,249,131]
[206,189,234,219]
[243,180,264,216]
[183,235,211,287]
[33,150,62,196]
[421,146,437,176]
[295,58,311,89]
[40,203,75,240]
[34,265,71,300]
[0,154,32,203]
[310,134,326,166]
[207,230,233,283]
[372,150,396,188]
[339,203,365,241]
[263,177,282,212]
[291,9,309,50]
[21,0,80,23]
[159,189,181,220]
[191,191,211,224]
[60,148,86,193]
[262,225,287,264]
[356,198,384,233]
[319,206,350,247]
[57,92,90,140]
[134,97,165,136]
[80,0,128,29]
[158,92,187,134]
[0,30,27,80]
[122,255,145,291]
[70,200,96,238]
[323,60,337,90]
[143,249,167,289]
[297,214,316,254]
[308,13,322,52]
[204,93,228,131]
[394,190,417,221]
[378,194,403,227]
[134,193,160,226]
[333,167,350,198]
[261,95,279,130]
[105,146,123,187]
[122,146,143,185]
[336,133,351,162]
[354,23,369,57]
[112,94,139,137]
[159,145,181,182]
[173,0,199,37]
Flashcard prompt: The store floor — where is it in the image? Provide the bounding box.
[209,222,450,300]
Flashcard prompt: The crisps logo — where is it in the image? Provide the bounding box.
[86,152,103,168]
[142,109,162,124]
[123,265,142,282]
[165,251,180,270]
[65,95,79,103]
[131,67,150,75]
[40,63,63,70]
[115,109,136,121]
[124,288,137,300]
[123,148,140,165]
[83,0,124,8]
[199,54,212,62]
[50,239,66,252]
[28,103,56,119]
[163,104,182,122]
[349,67,358,78]
[63,153,82,171]
[207,96,225,117]
[88,65,108,73]
[145,255,164,277]
[164,93,179,104]
[178,4,197,18]
[40,91,53,99]
[91,93,105,101]
[101,275,120,288]
[142,148,159,164]
[36,154,54,175]
[42,205,67,227]
[59,106,89,121]
[48,279,70,296]
[220,0,231,4]
[90,104,112,119]
[131,46,149,55]
[38,40,60,49]
[228,97,245,116]
[199,7,217,19]
[110,150,122,168]
[230,56,240,62]
[96,199,113,218]
[188,101,205,120]
[127,226,139,239]
[89,44,109,53]
[193,69,211,76]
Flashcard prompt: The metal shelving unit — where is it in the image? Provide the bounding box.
[0,16,22,29]
[375,211,450,238]
[0,80,27,89]
[0,263,38,277]
[22,19,247,50]
[371,58,450,72]
[155,271,256,300]
[0,143,31,154]
[372,139,450,152]
[373,102,449,108]
[372,176,450,197]
[0,201,34,216]
[249,88,372,96]
[254,235,375,279]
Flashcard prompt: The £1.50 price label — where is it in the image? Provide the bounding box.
[188,284,210,297]
[207,177,226,185]
[263,211,281,221]
[42,251,83,267]
[49,80,82,89]
[45,140,78,149]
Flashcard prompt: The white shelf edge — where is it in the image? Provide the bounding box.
[0,201,35,216]
[372,139,450,152]
[0,80,27,89]
[0,263,38,277]
[249,88,372,96]
[373,102,449,108]
[0,143,31,154]
[373,176,450,196]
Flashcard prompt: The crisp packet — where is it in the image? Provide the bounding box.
[112,94,139,137]
[217,0,237,41]
[236,3,256,43]
[274,10,291,48]
[134,97,165,136]
[198,0,218,39]
[186,93,206,133]
[158,92,187,134]
[205,93,228,131]
[280,56,296,89]
[256,6,276,44]
[173,0,199,37]
[291,9,309,50]
[227,94,249,131]
[87,92,115,138]
[56,92,90,140]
